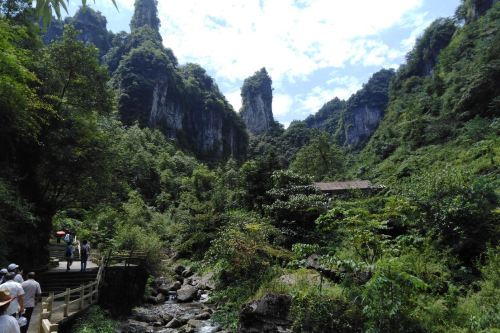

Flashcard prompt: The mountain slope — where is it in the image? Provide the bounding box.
[356,2,500,183]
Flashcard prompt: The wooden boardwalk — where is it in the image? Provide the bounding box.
[28,260,98,333]
[30,250,146,333]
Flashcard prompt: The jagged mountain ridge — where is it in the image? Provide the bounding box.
[44,2,248,162]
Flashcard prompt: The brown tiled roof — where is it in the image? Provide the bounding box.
[313,180,382,192]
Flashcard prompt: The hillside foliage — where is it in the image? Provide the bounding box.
[0,1,498,333]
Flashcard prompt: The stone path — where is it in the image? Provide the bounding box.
[51,260,99,272]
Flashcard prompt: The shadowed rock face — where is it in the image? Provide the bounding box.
[112,1,248,161]
[466,0,499,22]
[146,65,248,161]
[240,68,275,135]
[130,0,161,33]
[239,294,292,333]
[304,69,395,151]
[343,105,385,148]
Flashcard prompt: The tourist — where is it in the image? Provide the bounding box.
[0,290,20,333]
[66,242,74,271]
[0,269,7,284]
[80,240,91,272]
[20,272,41,333]
[64,231,71,244]
[0,273,24,318]
[7,264,23,284]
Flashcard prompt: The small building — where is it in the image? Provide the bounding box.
[313,180,384,195]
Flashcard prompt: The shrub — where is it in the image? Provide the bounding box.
[74,306,116,333]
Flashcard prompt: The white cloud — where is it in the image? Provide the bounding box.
[157,0,424,86]
[273,94,294,116]
[297,86,335,116]
[225,90,242,112]
[294,75,362,117]
[401,12,433,51]
[327,76,362,100]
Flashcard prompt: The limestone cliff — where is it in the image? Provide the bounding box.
[43,7,113,57]
[112,0,247,161]
[462,0,499,23]
[337,69,395,149]
[130,0,161,33]
[239,68,276,135]
[304,69,394,150]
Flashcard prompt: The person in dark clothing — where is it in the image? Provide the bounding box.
[65,243,74,271]
[80,240,91,272]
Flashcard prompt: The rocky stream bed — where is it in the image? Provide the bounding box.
[118,265,294,333]
[119,265,226,333]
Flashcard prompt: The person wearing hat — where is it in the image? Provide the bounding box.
[0,290,20,333]
[7,265,23,284]
[0,273,24,318]
[0,269,7,284]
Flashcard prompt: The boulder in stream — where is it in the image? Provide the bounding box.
[176,285,198,302]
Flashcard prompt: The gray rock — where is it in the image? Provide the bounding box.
[154,277,172,288]
[194,312,211,320]
[174,265,186,275]
[131,307,164,324]
[176,285,198,302]
[160,313,173,323]
[120,319,154,333]
[165,317,182,329]
[187,319,204,329]
[180,325,195,333]
[155,293,166,304]
[158,281,182,294]
[182,267,194,278]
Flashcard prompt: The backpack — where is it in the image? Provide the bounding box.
[81,244,90,257]
[65,245,72,257]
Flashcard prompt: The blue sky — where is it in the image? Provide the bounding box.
[66,0,460,127]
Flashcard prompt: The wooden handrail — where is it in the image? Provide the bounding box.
[38,249,146,333]
[38,279,99,333]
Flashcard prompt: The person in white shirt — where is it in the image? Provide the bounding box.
[7,264,23,284]
[20,273,41,333]
[0,269,7,284]
[0,289,20,333]
[0,273,24,317]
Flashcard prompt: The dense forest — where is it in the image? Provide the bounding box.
[0,0,499,332]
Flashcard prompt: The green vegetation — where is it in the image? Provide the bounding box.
[74,306,116,333]
[0,1,498,332]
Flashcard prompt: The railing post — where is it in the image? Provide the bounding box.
[39,297,46,333]
[79,284,85,310]
[89,283,93,304]
[64,288,70,317]
[48,292,54,320]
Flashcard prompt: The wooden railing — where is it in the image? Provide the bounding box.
[37,249,146,333]
[38,281,99,333]
[104,249,147,268]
